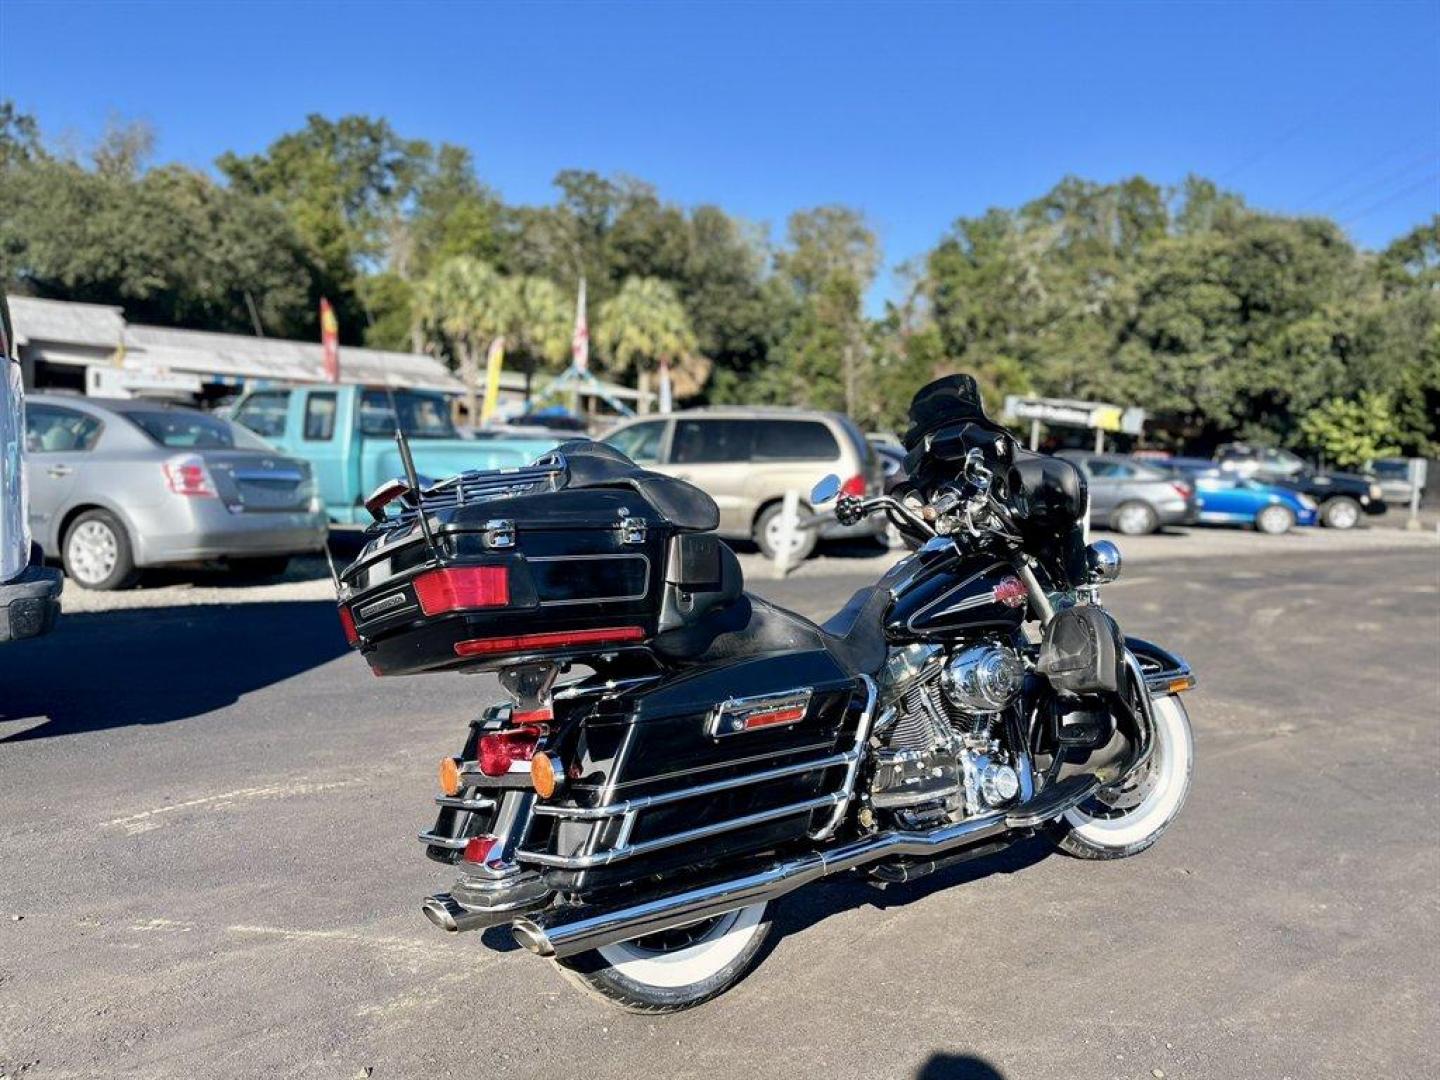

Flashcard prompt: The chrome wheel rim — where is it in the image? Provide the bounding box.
[1258,506,1290,534]
[67,520,118,584]
[764,514,804,555]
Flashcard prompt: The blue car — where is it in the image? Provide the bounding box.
[1160,458,1318,534]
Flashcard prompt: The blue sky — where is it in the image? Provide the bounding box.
[2,0,1436,310]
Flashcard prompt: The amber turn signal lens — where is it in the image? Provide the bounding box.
[439,756,463,797]
[530,752,559,799]
[1167,676,1196,694]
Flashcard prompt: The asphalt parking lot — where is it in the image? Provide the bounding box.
[2,528,1437,1079]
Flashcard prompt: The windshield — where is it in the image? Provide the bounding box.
[127,410,273,451]
[359,390,457,439]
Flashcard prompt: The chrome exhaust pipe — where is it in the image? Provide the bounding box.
[422,893,515,934]
[511,811,1011,959]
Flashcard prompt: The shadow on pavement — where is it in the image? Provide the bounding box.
[0,601,349,742]
[771,835,1053,941]
[916,1053,1007,1079]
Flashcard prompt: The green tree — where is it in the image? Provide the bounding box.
[597,276,702,412]
[1297,393,1404,468]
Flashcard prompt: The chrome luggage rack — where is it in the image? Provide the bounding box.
[385,452,568,528]
[515,677,878,871]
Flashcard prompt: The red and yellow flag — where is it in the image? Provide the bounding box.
[320,298,341,384]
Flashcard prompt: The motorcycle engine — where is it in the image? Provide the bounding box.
[870,642,1024,827]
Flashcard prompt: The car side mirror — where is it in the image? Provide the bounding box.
[811,474,841,505]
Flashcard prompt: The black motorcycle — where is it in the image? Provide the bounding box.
[334,375,1195,1012]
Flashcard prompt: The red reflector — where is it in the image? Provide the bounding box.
[461,835,497,863]
[478,727,540,776]
[454,626,645,657]
[992,575,1028,608]
[742,706,806,730]
[512,706,554,724]
[337,605,359,647]
[413,566,509,616]
[841,474,866,497]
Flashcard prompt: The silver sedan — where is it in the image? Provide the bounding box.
[26,394,327,590]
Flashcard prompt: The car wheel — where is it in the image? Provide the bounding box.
[1254,504,1295,535]
[1111,501,1159,536]
[63,509,139,591]
[1320,497,1361,530]
[754,502,817,562]
[226,556,292,581]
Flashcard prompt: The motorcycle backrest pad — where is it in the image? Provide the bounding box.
[1007,453,1088,528]
[1037,604,1124,696]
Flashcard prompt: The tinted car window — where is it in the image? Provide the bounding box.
[26,405,102,453]
[234,391,290,438]
[754,420,840,461]
[359,390,457,439]
[127,410,268,450]
[671,419,754,464]
[605,420,666,464]
[304,392,338,440]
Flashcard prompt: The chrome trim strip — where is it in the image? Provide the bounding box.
[417,831,469,850]
[434,795,496,812]
[706,687,814,737]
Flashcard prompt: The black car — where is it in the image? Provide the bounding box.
[1215,444,1386,529]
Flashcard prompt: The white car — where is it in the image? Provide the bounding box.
[0,295,61,642]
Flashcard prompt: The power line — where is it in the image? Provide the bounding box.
[1296,141,1432,210]
[1341,170,1440,227]
[1322,152,1439,216]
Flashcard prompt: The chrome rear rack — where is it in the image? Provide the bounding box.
[388,454,567,526]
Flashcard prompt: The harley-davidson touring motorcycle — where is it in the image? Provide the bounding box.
[334,375,1195,1012]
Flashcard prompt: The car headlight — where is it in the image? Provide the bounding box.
[1298,494,1318,511]
[1368,483,1383,501]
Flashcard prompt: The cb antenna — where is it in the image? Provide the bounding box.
[386,380,440,559]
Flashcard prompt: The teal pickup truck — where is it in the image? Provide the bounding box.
[228,385,558,524]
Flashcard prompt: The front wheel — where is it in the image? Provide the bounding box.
[1320,496,1361,530]
[1254,504,1295,535]
[554,901,772,1012]
[1048,694,1194,860]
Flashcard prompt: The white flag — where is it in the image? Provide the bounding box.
[571,277,589,373]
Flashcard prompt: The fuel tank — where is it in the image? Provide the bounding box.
[885,546,1027,642]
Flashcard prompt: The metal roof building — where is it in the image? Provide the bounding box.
[7,295,463,396]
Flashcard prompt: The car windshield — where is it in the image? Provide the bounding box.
[127,410,271,450]
[359,390,457,439]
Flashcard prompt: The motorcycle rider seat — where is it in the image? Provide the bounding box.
[652,582,888,678]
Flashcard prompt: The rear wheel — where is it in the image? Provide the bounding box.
[554,901,772,1012]
[1254,504,1295,535]
[1048,695,1194,860]
[1111,501,1159,536]
[63,510,138,591]
[1320,497,1361,530]
[754,502,817,562]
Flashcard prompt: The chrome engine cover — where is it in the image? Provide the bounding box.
[940,644,1024,713]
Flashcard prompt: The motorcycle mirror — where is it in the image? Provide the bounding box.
[810,474,842,505]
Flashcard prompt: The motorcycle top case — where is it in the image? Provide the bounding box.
[338,444,714,676]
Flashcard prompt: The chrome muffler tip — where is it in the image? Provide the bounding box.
[511,918,555,956]
[422,894,462,932]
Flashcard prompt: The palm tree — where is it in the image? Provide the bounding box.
[498,275,572,405]
[415,256,508,421]
[596,277,704,414]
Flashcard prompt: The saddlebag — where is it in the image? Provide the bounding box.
[515,649,872,895]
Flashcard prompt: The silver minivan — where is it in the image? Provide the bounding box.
[603,407,885,560]
[0,295,61,641]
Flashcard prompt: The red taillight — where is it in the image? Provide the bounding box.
[454,626,646,657]
[478,727,541,777]
[162,455,216,497]
[461,835,497,863]
[337,605,358,647]
[841,474,866,497]
[1171,482,1192,499]
[413,566,509,616]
